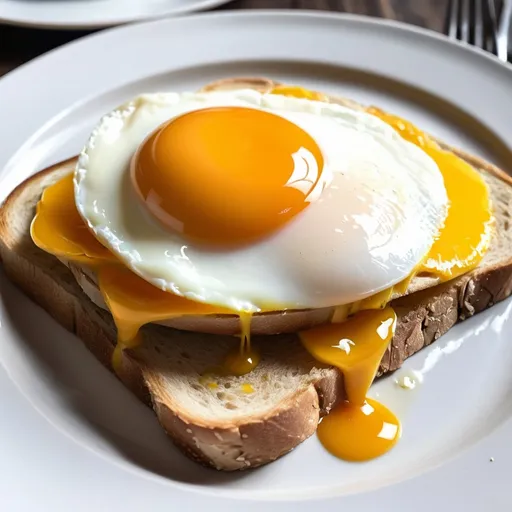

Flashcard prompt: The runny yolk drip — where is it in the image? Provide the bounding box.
[300,307,400,461]
[100,269,260,375]
[331,274,414,323]
[97,265,234,372]
[31,175,256,375]
[221,312,260,376]
[131,106,325,246]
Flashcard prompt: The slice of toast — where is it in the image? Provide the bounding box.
[1,80,512,471]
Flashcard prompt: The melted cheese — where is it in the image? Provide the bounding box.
[30,174,115,264]
[368,107,493,280]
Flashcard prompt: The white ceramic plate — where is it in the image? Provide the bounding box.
[1,11,512,511]
[0,0,231,30]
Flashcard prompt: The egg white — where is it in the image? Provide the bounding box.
[75,90,447,312]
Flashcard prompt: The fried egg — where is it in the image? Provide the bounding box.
[75,90,448,312]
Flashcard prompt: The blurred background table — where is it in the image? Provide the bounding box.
[0,0,449,78]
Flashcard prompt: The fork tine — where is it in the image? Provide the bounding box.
[460,0,470,42]
[448,0,500,56]
[497,0,512,62]
[449,0,460,39]
[486,0,499,53]
[474,0,484,48]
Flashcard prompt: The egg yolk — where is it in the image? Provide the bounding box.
[98,264,235,346]
[131,106,325,246]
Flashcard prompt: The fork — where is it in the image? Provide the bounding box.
[448,0,502,59]
[497,0,512,61]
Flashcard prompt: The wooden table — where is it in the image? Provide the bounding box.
[0,0,449,78]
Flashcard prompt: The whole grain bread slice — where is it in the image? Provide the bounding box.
[1,81,512,471]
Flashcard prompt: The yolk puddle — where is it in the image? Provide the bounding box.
[300,307,400,461]
[318,398,400,462]
[271,85,493,282]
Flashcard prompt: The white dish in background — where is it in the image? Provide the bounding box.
[1,10,512,511]
[0,0,232,30]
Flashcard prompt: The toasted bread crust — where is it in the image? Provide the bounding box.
[1,79,512,471]
[0,160,344,470]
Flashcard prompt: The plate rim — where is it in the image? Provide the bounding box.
[1,10,512,511]
[2,9,511,81]
[0,0,232,30]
